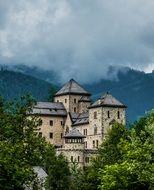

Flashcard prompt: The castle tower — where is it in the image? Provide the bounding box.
[87,92,127,149]
[54,79,91,113]
[60,128,85,167]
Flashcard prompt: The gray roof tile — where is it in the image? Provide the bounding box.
[31,102,67,116]
[71,112,89,126]
[55,79,91,96]
[64,128,85,138]
[90,92,126,108]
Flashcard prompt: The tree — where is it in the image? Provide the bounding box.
[0,95,70,189]
[99,113,154,190]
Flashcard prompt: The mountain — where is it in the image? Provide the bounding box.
[85,68,154,122]
[0,69,56,101]
[1,64,154,122]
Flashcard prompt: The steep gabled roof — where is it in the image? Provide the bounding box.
[31,102,67,116]
[90,92,127,108]
[64,128,85,138]
[55,79,91,96]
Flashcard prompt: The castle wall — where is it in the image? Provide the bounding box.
[38,116,65,145]
[78,101,91,113]
[55,94,90,113]
[57,147,85,167]
[54,95,70,112]
[102,107,126,136]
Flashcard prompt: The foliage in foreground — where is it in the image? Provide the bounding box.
[0,95,70,189]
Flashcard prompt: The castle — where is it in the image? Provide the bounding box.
[32,79,126,167]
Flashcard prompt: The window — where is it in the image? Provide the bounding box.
[85,141,87,148]
[65,99,67,103]
[50,120,53,126]
[94,126,97,135]
[49,133,53,139]
[107,111,110,118]
[84,129,87,135]
[61,121,63,126]
[71,156,73,162]
[94,111,97,119]
[74,107,77,113]
[65,126,69,134]
[57,100,59,102]
[85,157,89,163]
[38,132,42,137]
[61,133,63,139]
[74,99,77,103]
[93,140,95,148]
[78,156,80,162]
[96,140,99,148]
[117,111,120,119]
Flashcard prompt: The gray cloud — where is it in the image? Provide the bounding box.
[0,0,154,83]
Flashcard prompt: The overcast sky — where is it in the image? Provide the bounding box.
[0,0,154,83]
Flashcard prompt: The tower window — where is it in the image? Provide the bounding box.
[85,157,89,163]
[94,111,97,119]
[107,111,110,118]
[93,140,95,148]
[84,129,87,135]
[49,133,53,139]
[38,132,42,137]
[74,107,77,113]
[71,156,73,162]
[78,156,80,162]
[117,111,120,119]
[94,126,97,135]
[96,140,99,148]
[74,99,77,103]
[50,120,53,126]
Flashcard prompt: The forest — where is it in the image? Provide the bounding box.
[0,95,153,189]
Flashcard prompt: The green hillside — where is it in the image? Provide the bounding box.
[0,70,56,101]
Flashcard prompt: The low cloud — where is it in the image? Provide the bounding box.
[0,0,154,83]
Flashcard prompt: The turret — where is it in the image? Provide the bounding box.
[54,79,91,113]
[63,128,85,167]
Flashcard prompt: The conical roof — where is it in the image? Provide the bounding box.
[90,92,126,108]
[55,79,91,96]
[64,128,85,138]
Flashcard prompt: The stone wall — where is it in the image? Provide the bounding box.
[78,101,91,113]
[102,107,126,135]
[54,95,70,112]
[38,115,65,145]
